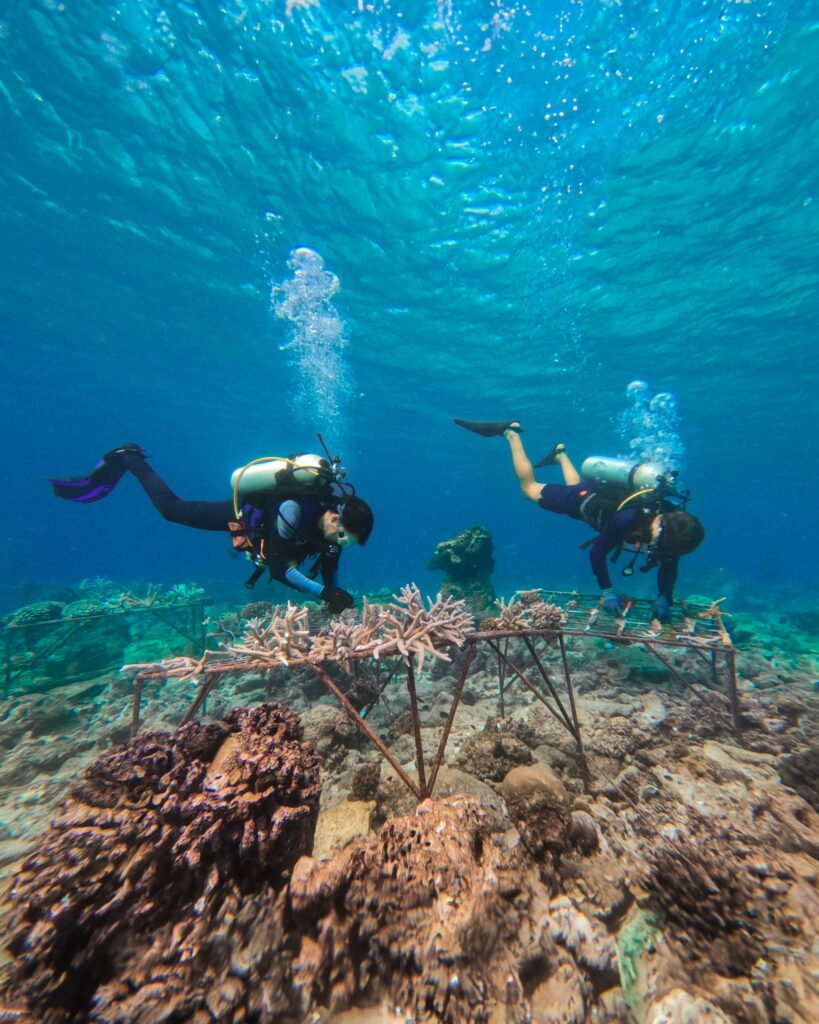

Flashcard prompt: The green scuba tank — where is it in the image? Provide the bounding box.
[580,456,668,492]
[230,453,334,503]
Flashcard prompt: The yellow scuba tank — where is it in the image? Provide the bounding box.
[580,456,668,492]
[230,453,332,504]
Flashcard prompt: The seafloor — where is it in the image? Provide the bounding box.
[0,574,817,1024]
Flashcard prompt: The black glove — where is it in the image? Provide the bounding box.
[320,586,355,614]
[652,596,672,623]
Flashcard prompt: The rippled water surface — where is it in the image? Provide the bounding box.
[1,1,817,598]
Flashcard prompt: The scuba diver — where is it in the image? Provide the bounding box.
[49,440,374,614]
[454,419,704,623]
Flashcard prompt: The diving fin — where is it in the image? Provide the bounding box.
[453,418,522,437]
[533,443,566,468]
[50,444,147,503]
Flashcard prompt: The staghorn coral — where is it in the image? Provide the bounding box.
[481,594,565,634]
[481,595,530,633]
[226,603,312,665]
[129,585,474,684]
[1,703,321,1023]
[61,599,107,619]
[10,600,64,626]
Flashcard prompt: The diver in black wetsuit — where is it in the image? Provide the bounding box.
[453,420,704,622]
[50,445,374,613]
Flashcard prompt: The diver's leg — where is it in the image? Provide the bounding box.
[129,459,234,530]
[504,428,543,502]
[556,451,581,486]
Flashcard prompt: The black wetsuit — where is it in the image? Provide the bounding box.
[538,482,678,599]
[130,460,340,596]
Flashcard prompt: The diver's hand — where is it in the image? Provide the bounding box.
[601,588,624,615]
[321,586,355,614]
[652,596,672,624]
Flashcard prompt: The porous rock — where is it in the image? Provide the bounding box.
[501,763,572,859]
[428,524,496,612]
[1,702,321,1023]
[458,727,535,782]
[289,795,559,1022]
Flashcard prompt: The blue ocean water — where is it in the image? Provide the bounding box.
[1,0,817,609]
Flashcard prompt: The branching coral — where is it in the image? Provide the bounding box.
[125,585,474,682]
[480,594,565,633]
[226,603,312,665]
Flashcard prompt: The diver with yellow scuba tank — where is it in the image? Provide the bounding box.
[454,419,704,623]
[49,436,374,613]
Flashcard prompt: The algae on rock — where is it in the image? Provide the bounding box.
[428,524,496,614]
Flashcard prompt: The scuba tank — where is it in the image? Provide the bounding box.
[580,456,669,493]
[230,453,336,502]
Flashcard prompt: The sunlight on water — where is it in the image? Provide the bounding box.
[270,246,351,429]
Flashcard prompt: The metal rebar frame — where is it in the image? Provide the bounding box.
[3,599,209,702]
[124,596,741,803]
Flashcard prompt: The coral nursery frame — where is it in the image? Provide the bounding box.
[124,589,739,801]
[2,594,209,700]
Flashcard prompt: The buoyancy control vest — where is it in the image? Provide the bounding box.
[576,455,692,575]
[227,451,353,585]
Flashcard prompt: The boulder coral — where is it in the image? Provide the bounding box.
[428,524,496,613]
[1,702,321,1023]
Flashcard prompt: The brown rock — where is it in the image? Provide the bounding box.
[502,763,568,804]
[312,799,373,860]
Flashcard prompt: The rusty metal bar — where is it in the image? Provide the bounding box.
[404,656,427,797]
[361,658,401,718]
[131,674,144,737]
[486,639,577,741]
[557,633,590,792]
[522,634,575,732]
[726,648,741,734]
[498,638,510,717]
[309,663,421,801]
[426,641,477,797]
[641,642,693,691]
[149,607,197,645]
[471,626,729,649]
[181,670,223,726]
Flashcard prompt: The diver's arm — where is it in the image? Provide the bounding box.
[588,510,641,591]
[318,550,341,588]
[656,558,679,601]
[588,529,618,590]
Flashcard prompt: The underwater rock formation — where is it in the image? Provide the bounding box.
[501,763,573,859]
[1,702,321,1023]
[428,524,496,612]
[289,795,569,1022]
[456,720,535,782]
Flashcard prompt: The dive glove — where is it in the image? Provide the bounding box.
[321,586,355,614]
[601,588,624,616]
[652,596,672,624]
